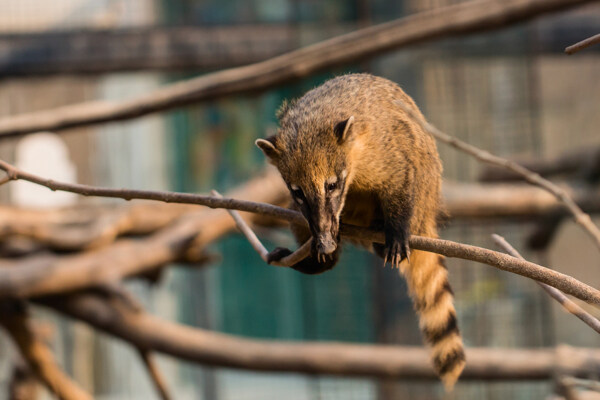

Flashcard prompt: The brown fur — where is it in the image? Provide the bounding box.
[256,73,465,388]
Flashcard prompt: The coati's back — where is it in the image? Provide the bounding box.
[257,74,465,388]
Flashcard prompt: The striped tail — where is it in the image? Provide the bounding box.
[400,250,466,390]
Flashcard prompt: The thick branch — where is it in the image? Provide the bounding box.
[37,292,600,381]
[565,32,600,54]
[444,182,600,220]
[0,203,201,251]
[0,302,93,400]
[492,234,600,335]
[0,0,592,139]
[396,101,600,251]
[0,170,289,298]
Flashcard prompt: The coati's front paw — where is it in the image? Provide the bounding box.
[384,227,411,269]
[266,247,293,264]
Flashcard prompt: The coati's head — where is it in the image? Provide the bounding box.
[255,112,357,257]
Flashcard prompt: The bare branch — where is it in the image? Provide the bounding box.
[395,101,600,251]
[443,182,600,220]
[138,350,172,400]
[212,190,311,266]
[0,159,300,225]
[0,170,288,298]
[565,33,600,55]
[3,181,600,255]
[0,301,93,400]
[1,160,600,305]
[492,234,600,335]
[37,291,600,380]
[0,0,592,139]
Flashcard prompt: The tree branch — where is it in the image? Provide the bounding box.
[36,291,600,381]
[138,349,172,400]
[565,33,600,54]
[395,101,600,252]
[492,234,600,335]
[1,159,600,304]
[0,301,93,400]
[212,190,311,266]
[2,182,599,255]
[0,0,592,139]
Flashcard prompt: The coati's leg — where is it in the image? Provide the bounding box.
[372,194,412,269]
[266,214,340,275]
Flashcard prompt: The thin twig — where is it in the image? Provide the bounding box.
[212,190,311,266]
[138,350,172,400]
[565,33,600,55]
[492,234,600,335]
[0,159,302,225]
[1,159,600,305]
[396,101,600,252]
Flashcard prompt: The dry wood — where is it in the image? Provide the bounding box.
[478,146,600,182]
[138,350,172,400]
[565,33,600,54]
[0,0,592,139]
[0,203,200,251]
[0,170,287,298]
[213,190,312,266]
[444,182,600,220]
[492,234,600,335]
[0,302,93,400]
[1,160,600,304]
[395,101,600,252]
[0,159,298,225]
[37,291,600,381]
[2,182,599,254]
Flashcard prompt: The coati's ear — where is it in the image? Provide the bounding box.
[255,136,280,162]
[333,116,355,144]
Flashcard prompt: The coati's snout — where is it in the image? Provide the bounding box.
[300,194,343,257]
[314,221,339,255]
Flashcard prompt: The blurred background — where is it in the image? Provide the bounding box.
[0,0,599,399]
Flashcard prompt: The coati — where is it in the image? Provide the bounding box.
[255,73,465,388]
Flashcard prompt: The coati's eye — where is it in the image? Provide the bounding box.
[325,176,340,193]
[290,185,304,203]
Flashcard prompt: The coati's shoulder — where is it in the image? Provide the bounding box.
[277,73,420,127]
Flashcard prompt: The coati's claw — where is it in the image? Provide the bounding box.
[266,247,293,264]
[385,237,410,269]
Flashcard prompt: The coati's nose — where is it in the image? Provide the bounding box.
[316,233,337,255]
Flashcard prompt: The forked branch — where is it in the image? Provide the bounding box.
[492,234,600,335]
[396,101,600,252]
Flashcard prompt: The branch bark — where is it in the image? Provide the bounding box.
[1,160,600,305]
[395,100,600,252]
[138,349,172,400]
[36,291,600,381]
[0,0,592,139]
[0,169,288,298]
[492,234,600,335]
[478,146,600,183]
[2,181,599,254]
[0,301,93,400]
[565,32,600,54]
